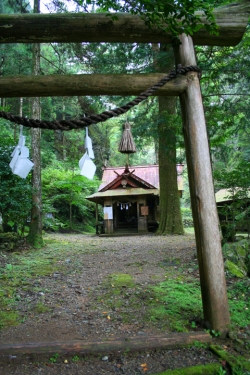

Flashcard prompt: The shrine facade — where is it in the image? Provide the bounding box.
[87,164,183,234]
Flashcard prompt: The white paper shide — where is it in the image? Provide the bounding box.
[9,126,34,179]
[79,127,96,179]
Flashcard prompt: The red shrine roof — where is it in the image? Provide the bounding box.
[86,164,184,203]
[98,164,183,192]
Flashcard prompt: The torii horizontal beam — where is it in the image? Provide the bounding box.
[0,1,249,46]
[0,74,187,98]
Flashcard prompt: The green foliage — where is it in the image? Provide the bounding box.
[1,0,249,241]
[0,142,32,234]
[196,29,250,241]
[49,353,59,363]
[209,329,221,338]
[42,162,100,231]
[72,355,80,363]
[78,0,218,38]
[181,207,194,228]
[216,367,226,375]
[213,151,250,242]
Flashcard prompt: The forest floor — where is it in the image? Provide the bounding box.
[0,232,249,374]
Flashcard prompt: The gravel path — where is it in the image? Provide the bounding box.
[0,233,221,374]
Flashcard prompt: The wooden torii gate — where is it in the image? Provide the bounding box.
[0,1,249,336]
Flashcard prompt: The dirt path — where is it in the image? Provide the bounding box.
[0,233,221,374]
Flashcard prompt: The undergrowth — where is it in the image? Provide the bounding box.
[227,279,250,327]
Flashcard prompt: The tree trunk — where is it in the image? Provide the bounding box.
[174,34,230,335]
[156,44,184,235]
[69,202,72,230]
[157,97,184,235]
[0,73,187,98]
[54,102,65,160]
[27,0,43,248]
[0,1,249,46]
[54,130,65,160]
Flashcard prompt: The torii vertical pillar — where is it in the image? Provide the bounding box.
[175,34,230,335]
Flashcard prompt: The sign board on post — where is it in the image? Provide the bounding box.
[103,206,113,220]
[141,206,148,216]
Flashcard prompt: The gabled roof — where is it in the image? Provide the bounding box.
[86,164,184,203]
[98,164,183,192]
[99,165,156,191]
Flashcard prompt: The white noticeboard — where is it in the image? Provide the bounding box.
[104,206,113,220]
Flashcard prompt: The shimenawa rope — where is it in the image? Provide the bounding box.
[0,65,201,131]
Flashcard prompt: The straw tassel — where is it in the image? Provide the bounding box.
[118,121,136,154]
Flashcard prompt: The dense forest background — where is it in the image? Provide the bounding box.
[0,0,249,240]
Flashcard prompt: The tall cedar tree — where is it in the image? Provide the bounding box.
[156,44,184,235]
[27,0,44,247]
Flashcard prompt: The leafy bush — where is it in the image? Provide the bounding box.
[42,163,100,232]
[0,143,32,234]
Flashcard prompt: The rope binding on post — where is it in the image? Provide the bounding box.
[0,65,201,131]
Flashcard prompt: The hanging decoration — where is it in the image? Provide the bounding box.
[118,121,136,165]
[9,125,34,179]
[118,121,136,154]
[84,127,95,159]
[79,127,96,180]
[116,201,132,210]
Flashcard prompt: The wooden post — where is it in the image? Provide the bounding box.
[174,34,230,335]
[95,202,99,235]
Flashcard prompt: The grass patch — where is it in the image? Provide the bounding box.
[33,302,51,314]
[148,278,203,332]
[0,309,19,328]
[108,273,135,288]
[185,227,195,235]
[148,277,250,332]
[151,363,222,375]
[98,274,205,331]
[227,279,250,328]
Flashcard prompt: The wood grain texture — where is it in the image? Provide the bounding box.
[0,332,211,359]
[0,74,187,98]
[175,35,231,335]
[0,1,249,45]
